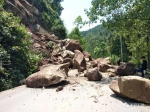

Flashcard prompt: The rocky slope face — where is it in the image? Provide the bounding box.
[3,0,63,67]
[4,0,51,35]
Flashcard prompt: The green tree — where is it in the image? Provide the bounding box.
[94,42,109,58]
[74,16,84,28]
[85,0,150,66]
[51,19,67,39]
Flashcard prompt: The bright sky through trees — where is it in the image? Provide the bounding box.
[60,0,99,32]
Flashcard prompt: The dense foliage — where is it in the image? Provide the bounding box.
[82,25,110,59]
[81,24,129,62]
[69,20,129,63]
[85,0,150,67]
[0,2,41,91]
[32,0,67,39]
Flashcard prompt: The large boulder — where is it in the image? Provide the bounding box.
[85,68,102,81]
[109,80,128,98]
[98,63,113,72]
[61,50,75,59]
[90,57,111,68]
[116,63,136,76]
[90,60,98,68]
[83,51,92,61]
[107,68,117,74]
[63,58,73,68]
[66,40,83,52]
[96,58,111,65]
[73,50,86,72]
[26,63,70,88]
[109,76,150,104]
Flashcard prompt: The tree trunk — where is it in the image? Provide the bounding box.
[146,36,150,69]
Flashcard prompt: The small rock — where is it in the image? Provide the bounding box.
[94,100,98,103]
[42,87,45,90]
[109,73,116,77]
[56,86,64,92]
[86,68,102,81]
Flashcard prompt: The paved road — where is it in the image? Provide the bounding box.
[0,77,150,112]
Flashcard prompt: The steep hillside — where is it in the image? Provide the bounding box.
[3,0,66,38]
[82,24,111,40]
[3,0,68,69]
[0,0,67,91]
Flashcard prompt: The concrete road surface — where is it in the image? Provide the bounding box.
[0,77,150,112]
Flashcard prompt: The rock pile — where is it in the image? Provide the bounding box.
[25,36,118,87]
[36,38,117,75]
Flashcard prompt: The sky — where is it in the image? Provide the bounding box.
[60,0,100,33]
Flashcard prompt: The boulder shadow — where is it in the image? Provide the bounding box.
[45,81,69,89]
[95,77,118,85]
[25,80,69,89]
[110,94,150,106]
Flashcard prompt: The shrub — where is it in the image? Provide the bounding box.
[109,55,119,65]
[0,11,41,91]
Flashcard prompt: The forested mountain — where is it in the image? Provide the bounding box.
[0,0,66,91]
[81,24,130,62]
[82,25,111,41]
[4,0,67,39]
[82,25,111,58]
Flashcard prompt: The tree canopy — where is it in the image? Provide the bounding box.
[85,0,150,66]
